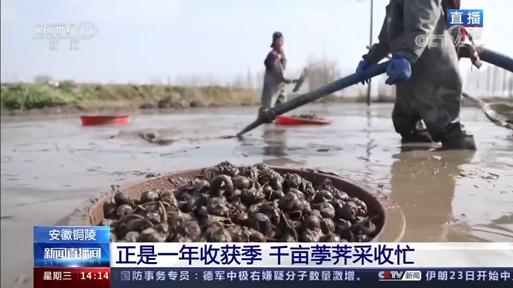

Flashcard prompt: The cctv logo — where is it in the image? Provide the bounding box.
[33,22,98,40]
[378,270,422,281]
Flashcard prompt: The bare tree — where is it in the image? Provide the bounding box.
[305,57,341,91]
[255,71,264,91]
[232,73,245,88]
[246,68,254,89]
[34,75,53,84]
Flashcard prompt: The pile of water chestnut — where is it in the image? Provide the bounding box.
[294,114,322,120]
[102,162,378,242]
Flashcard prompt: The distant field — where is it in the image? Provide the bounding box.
[0,83,261,113]
[1,82,510,115]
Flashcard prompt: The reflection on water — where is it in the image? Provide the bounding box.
[390,150,476,241]
[262,126,288,157]
[258,125,307,167]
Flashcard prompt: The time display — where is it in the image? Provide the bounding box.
[80,271,110,280]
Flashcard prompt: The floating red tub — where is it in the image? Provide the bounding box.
[80,115,130,126]
[276,115,332,126]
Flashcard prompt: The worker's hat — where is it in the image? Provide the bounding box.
[271,31,283,47]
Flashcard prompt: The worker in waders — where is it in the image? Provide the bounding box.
[261,31,296,110]
[356,0,476,150]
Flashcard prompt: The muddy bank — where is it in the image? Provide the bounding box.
[1,103,513,287]
[0,83,260,115]
[2,83,508,118]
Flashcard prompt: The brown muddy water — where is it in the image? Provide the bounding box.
[1,103,513,287]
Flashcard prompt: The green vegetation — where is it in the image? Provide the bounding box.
[0,83,260,113]
[1,84,70,110]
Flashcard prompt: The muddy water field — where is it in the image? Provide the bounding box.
[1,103,513,287]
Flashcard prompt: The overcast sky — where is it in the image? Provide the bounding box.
[1,0,512,84]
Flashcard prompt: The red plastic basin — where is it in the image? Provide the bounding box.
[276,115,332,126]
[80,115,130,126]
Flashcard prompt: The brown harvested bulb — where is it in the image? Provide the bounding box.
[102,218,116,226]
[317,202,335,219]
[103,200,117,219]
[240,165,259,180]
[258,202,281,225]
[288,188,306,200]
[336,202,358,221]
[240,188,264,206]
[116,204,133,218]
[278,191,304,212]
[300,229,323,242]
[335,218,352,232]
[302,214,322,231]
[313,190,334,203]
[113,185,134,206]
[124,231,140,242]
[184,221,203,241]
[121,217,153,235]
[229,202,249,225]
[158,190,178,207]
[333,190,350,201]
[168,213,192,233]
[193,177,210,193]
[203,223,232,242]
[322,233,342,242]
[248,213,273,236]
[283,173,302,190]
[269,173,283,191]
[227,226,250,242]
[169,219,202,242]
[211,161,239,178]
[248,229,266,242]
[261,184,273,197]
[335,219,355,242]
[298,180,316,201]
[351,197,368,216]
[206,197,230,217]
[140,190,160,203]
[101,161,378,243]
[258,170,283,191]
[279,229,297,242]
[210,175,234,196]
[356,234,370,242]
[351,216,377,236]
[145,211,162,224]
[232,176,251,190]
[139,228,167,242]
[262,184,284,201]
[175,183,194,201]
[320,218,336,234]
[194,206,209,222]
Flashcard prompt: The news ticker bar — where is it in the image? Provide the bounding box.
[34,268,513,288]
[33,226,513,288]
[110,242,513,268]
